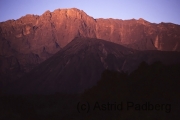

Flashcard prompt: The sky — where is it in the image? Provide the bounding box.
[0,0,180,25]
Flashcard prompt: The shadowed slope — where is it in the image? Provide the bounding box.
[7,37,135,94]
[6,37,180,94]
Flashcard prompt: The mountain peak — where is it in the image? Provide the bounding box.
[43,10,51,14]
[68,7,82,12]
[45,8,90,21]
[139,18,145,21]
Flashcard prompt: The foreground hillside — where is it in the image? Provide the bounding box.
[1,62,180,120]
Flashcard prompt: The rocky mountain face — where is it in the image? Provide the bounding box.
[6,37,180,94]
[0,8,180,89]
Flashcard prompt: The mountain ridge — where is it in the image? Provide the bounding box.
[0,8,180,85]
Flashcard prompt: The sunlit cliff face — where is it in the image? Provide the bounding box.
[1,8,180,55]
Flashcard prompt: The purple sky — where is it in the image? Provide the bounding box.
[0,0,180,24]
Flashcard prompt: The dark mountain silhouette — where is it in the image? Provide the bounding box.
[5,37,180,94]
[81,61,180,119]
[1,62,180,120]
[1,8,180,83]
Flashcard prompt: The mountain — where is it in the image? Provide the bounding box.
[5,37,180,94]
[1,8,180,82]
